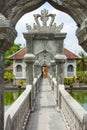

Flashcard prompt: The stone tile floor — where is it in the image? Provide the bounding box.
[26,78,67,130]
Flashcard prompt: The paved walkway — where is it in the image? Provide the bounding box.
[26,78,67,130]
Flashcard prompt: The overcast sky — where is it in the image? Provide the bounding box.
[15,2,85,55]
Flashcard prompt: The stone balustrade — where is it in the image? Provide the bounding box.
[59,85,87,130]
[48,74,57,99]
[49,74,87,130]
[4,74,42,130]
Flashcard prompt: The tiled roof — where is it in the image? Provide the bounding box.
[9,48,26,60]
[8,47,80,60]
[64,48,80,60]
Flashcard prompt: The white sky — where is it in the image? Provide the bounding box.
[15,2,85,55]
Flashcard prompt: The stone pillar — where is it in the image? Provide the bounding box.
[23,34,34,53]
[23,34,35,84]
[0,15,17,130]
[23,34,36,111]
[24,54,35,85]
[51,60,56,78]
[48,65,52,76]
[34,60,39,78]
[55,54,66,107]
[37,64,41,76]
[24,54,35,111]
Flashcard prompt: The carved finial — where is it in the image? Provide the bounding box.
[40,9,49,26]
[26,9,64,33]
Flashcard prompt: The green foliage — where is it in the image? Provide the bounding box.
[76,71,84,81]
[17,80,24,87]
[4,44,21,67]
[4,71,15,80]
[77,71,87,84]
[64,78,72,85]
[77,51,87,71]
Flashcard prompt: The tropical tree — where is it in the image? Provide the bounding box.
[4,71,15,80]
[4,44,21,67]
[77,51,87,71]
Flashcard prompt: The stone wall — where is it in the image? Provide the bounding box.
[4,74,42,130]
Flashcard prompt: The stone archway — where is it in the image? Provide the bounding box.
[0,0,87,50]
[23,8,66,86]
[1,0,87,26]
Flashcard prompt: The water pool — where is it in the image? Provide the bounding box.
[4,89,23,111]
[69,91,87,111]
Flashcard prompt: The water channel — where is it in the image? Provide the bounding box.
[4,89,23,111]
[69,91,87,111]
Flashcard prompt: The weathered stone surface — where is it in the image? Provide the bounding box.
[0,0,87,26]
[24,53,35,84]
[0,0,87,50]
[0,14,17,52]
[0,14,17,130]
[76,18,87,51]
[0,0,5,12]
[26,8,64,33]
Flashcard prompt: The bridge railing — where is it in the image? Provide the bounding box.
[49,74,87,130]
[4,74,42,130]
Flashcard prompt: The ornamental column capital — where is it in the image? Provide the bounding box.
[54,54,67,63]
[23,53,35,63]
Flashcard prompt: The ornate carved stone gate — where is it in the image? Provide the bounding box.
[23,9,66,106]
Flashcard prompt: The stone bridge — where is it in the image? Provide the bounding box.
[4,74,87,130]
[0,1,87,130]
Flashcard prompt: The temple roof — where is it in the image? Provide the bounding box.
[8,48,26,60]
[64,48,80,60]
[8,47,80,60]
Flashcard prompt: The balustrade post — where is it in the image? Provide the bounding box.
[51,60,56,78]
[55,54,66,107]
[34,60,39,78]
[24,54,35,111]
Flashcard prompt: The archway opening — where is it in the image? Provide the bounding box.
[14,2,84,54]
